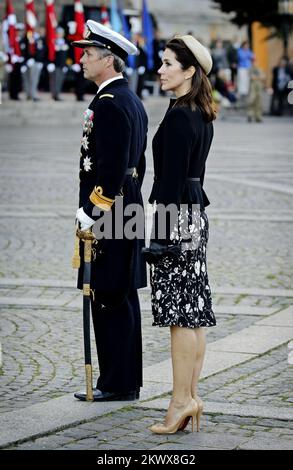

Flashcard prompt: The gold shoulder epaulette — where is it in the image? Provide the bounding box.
[99,93,114,99]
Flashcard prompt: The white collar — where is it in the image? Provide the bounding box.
[97,75,124,94]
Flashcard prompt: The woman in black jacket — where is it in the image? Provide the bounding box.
[145,35,217,434]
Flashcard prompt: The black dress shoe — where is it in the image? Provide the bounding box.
[74,388,138,402]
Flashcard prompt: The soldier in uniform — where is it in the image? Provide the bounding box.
[72,20,148,402]
[48,27,69,101]
[20,26,46,101]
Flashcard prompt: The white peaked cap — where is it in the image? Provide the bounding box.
[72,20,138,61]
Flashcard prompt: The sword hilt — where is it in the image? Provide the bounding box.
[76,228,96,241]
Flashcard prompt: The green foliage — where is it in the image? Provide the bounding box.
[212,0,293,30]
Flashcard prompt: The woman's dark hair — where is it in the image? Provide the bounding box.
[165,37,216,122]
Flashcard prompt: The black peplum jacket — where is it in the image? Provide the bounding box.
[149,99,214,210]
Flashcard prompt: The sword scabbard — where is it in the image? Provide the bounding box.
[84,238,92,263]
[85,364,93,401]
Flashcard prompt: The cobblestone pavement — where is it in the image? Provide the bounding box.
[0,300,273,414]
[8,407,293,451]
[0,95,292,450]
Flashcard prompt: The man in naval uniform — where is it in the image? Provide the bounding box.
[72,20,148,402]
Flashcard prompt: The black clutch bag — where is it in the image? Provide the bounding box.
[142,242,181,265]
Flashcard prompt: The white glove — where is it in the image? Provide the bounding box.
[126,67,134,76]
[47,63,55,73]
[5,63,13,73]
[72,63,81,73]
[138,66,145,75]
[76,207,95,231]
[27,58,35,68]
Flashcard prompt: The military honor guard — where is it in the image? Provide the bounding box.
[20,26,46,101]
[48,26,69,101]
[72,20,148,401]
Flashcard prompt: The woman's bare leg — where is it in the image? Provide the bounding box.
[163,326,196,426]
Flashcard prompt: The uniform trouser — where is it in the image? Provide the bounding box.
[49,67,65,98]
[91,289,143,393]
[8,64,21,99]
[75,70,86,100]
[22,62,42,99]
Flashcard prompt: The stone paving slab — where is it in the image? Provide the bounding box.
[0,297,70,308]
[7,404,293,451]
[0,294,282,316]
[2,280,293,298]
[138,399,293,421]
[150,433,247,450]
[0,279,76,288]
[209,174,293,195]
[213,306,278,316]
[239,436,293,450]
[210,215,293,222]
[210,287,293,298]
[2,210,293,222]
[255,306,293,327]
[144,350,256,385]
[0,380,175,449]
[0,395,126,449]
[209,325,293,355]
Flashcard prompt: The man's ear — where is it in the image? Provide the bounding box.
[105,54,115,69]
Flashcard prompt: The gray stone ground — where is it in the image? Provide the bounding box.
[0,92,292,451]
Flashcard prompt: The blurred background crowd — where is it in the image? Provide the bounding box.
[0,0,293,121]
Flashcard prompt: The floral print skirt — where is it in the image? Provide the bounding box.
[150,211,216,329]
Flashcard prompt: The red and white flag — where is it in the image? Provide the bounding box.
[25,0,38,55]
[3,0,21,65]
[45,0,57,62]
[73,0,85,64]
[100,5,111,27]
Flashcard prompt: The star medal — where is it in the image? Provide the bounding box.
[83,156,92,172]
[81,135,89,150]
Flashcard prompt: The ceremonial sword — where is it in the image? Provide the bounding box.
[76,227,96,401]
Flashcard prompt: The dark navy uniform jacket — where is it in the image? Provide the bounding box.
[77,78,148,306]
[149,100,213,243]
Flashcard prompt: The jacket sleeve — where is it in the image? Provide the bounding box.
[83,98,131,217]
[157,108,194,205]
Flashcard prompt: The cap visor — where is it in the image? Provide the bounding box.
[72,39,104,48]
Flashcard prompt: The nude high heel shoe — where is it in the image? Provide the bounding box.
[178,396,203,432]
[149,399,198,435]
[194,396,203,432]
